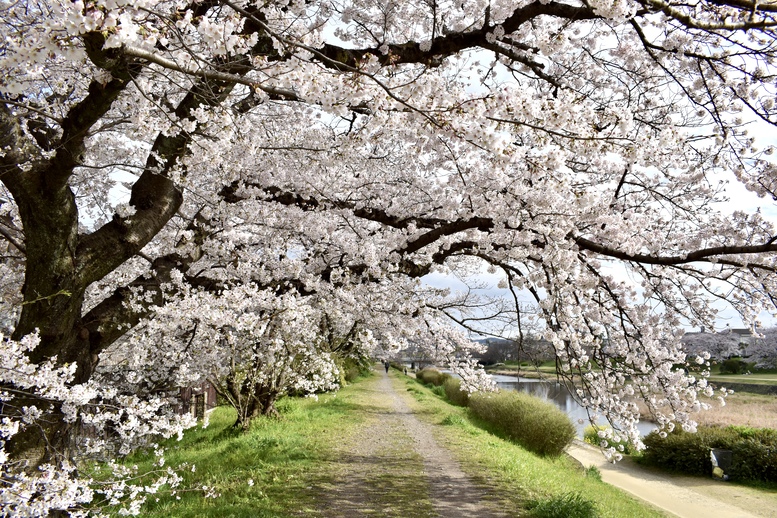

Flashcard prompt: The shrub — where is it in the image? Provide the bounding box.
[389,362,406,372]
[469,390,575,457]
[529,492,598,518]
[719,358,750,374]
[583,425,634,455]
[416,368,450,387]
[344,367,361,383]
[443,377,469,407]
[641,427,730,476]
[338,357,371,384]
[640,425,777,482]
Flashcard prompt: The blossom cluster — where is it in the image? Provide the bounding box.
[0,333,198,516]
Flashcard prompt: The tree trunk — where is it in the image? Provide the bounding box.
[4,169,95,468]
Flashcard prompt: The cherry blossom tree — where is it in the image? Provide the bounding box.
[748,326,777,369]
[2,0,777,513]
[681,330,742,361]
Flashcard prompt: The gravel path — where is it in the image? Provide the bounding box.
[316,369,507,518]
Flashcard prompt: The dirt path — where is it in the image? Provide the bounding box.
[568,441,777,518]
[316,369,508,518]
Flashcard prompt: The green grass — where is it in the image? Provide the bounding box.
[113,379,374,517]
[707,372,777,386]
[395,375,665,518]
[529,491,599,518]
[108,370,664,517]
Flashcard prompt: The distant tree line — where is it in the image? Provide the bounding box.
[475,336,554,367]
[682,327,777,370]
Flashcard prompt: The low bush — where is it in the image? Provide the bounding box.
[431,385,446,398]
[719,358,752,374]
[583,426,634,455]
[416,368,450,387]
[529,491,598,518]
[469,390,575,457]
[389,362,407,373]
[443,377,469,407]
[640,425,777,482]
[344,367,361,383]
[339,357,371,384]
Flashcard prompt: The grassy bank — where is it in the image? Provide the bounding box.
[486,361,557,379]
[488,364,777,390]
[695,391,777,429]
[397,375,665,518]
[117,370,665,517]
[115,377,376,517]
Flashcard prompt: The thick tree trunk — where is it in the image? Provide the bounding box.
[0,28,242,473]
[220,374,282,431]
[4,162,95,468]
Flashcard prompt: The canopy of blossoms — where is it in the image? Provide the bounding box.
[1,0,777,514]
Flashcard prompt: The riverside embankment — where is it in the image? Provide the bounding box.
[405,367,777,518]
[127,368,776,517]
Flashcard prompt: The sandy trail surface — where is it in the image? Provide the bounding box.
[568,441,777,518]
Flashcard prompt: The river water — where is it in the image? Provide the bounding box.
[491,374,656,437]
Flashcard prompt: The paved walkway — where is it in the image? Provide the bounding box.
[568,441,777,517]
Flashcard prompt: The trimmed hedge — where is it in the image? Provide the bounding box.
[443,377,469,407]
[640,425,777,482]
[416,368,450,387]
[469,390,575,457]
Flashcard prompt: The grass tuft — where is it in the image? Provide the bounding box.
[441,414,467,426]
[585,465,602,481]
[529,491,599,518]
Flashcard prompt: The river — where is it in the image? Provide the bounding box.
[491,374,656,437]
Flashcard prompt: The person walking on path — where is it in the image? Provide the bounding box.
[384,361,390,373]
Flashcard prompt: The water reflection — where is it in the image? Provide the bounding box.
[491,374,655,437]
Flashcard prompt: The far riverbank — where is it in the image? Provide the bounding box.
[484,365,777,430]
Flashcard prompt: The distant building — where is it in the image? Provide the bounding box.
[179,381,218,419]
